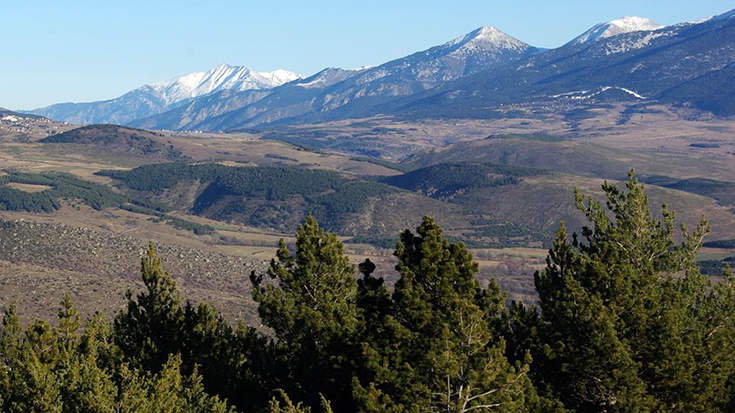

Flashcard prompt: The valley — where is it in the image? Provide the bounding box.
[2,102,735,324]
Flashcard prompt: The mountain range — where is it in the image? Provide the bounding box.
[28,65,302,125]
[26,8,735,130]
[392,10,735,118]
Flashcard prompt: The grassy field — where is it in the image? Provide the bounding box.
[5,182,54,192]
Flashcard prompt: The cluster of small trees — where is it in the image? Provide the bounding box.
[2,172,735,412]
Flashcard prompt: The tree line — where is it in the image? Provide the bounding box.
[0,172,170,214]
[99,162,398,232]
[2,172,735,412]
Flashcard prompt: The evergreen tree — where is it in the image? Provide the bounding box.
[0,303,23,406]
[251,215,357,411]
[524,171,735,412]
[268,390,334,413]
[354,216,530,413]
[113,243,243,411]
[114,242,185,373]
[8,346,63,413]
[79,311,121,372]
[225,321,276,410]
[55,296,119,413]
[57,294,80,357]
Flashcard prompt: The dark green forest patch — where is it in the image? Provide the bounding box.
[99,163,400,234]
[0,172,129,212]
[641,175,735,206]
[381,162,547,200]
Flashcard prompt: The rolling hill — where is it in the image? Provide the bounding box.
[39,124,191,162]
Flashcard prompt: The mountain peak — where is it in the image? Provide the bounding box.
[439,25,529,56]
[461,26,522,45]
[146,64,301,106]
[471,26,501,37]
[572,16,663,45]
[259,69,303,85]
[210,63,234,71]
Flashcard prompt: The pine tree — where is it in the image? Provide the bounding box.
[1,304,23,410]
[114,242,185,373]
[55,296,119,413]
[354,216,530,413]
[251,215,357,411]
[1,304,22,404]
[526,171,735,412]
[268,390,334,413]
[224,321,275,410]
[111,354,233,413]
[79,311,120,372]
[59,353,118,413]
[57,294,80,357]
[8,346,63,413]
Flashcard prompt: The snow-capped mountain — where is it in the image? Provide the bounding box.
[570,16,663,45]
[131,67,368,130]
[368,25,538,86]
[28,7,735,130]
[383,26,540,86]
[391,7,735,118]
[698,8,735,24]
[145,64,301,106]
[137,26,539,131]
[27,64,302,125]
[430,26,530,57]
[294,67,368,89]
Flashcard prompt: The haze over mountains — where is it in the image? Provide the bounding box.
[26,8,735,130]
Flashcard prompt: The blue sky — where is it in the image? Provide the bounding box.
[2,0,733,110]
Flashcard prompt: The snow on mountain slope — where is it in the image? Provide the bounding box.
[338,25,535,93]
[145,64,302,106]
[189,26,537,130]
[28,64,302,125]
[294,67,367,89]
[571,16,663,45]
[130,26,535,131]
[431,26,530,57]
[695,8,735,24]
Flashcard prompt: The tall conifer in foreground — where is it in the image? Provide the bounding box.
[354,216,531,413]
[113,242,246,410]
[114,242,185,373]
[251,215,358,412]
[523,171,735,412]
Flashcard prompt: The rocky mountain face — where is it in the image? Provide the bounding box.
[26,8,735,130]
[132,26,538,131]
[27,64,302,125]
[130,67,365,130]
[392,9,735,118]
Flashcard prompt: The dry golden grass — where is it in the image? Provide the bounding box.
[5,182,53,192]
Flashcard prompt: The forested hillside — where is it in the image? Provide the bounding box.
[381,162,547,200]
[100,162,548,248]
[99,163,399,231]
[3,173,734,412]
[0,172,137,212]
